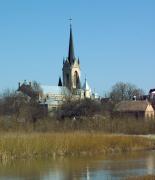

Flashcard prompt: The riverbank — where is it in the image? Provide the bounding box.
[0,132,154,160]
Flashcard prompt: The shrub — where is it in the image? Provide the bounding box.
[56,99,102,119]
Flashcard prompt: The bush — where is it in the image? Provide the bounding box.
[56,99,102,119]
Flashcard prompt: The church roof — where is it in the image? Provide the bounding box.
[58,77,62,86]
[40,85,70,95]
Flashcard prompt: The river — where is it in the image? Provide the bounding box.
[0,151,155,180]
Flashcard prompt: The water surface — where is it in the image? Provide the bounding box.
[0,151,155,180]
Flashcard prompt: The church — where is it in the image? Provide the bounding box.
[18,23,98,111]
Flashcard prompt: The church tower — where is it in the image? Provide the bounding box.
[62,23,81,92]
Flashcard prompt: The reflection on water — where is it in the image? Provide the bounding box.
[0,151,155,180]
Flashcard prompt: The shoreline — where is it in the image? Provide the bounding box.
[127,175,155,180]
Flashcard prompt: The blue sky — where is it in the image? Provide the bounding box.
[0,0,154,95]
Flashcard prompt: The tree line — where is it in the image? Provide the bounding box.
[0,81,145,122]
[0,81,44,123]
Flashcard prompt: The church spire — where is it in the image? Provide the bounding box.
[68,21,75,64]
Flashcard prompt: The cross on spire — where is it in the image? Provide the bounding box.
[69,18,72,27]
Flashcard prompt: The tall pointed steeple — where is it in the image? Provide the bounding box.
[68,23,75,64]
[63,20,81,91]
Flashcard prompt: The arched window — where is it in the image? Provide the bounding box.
[74,71,80,89]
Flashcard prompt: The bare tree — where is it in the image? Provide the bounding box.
[0,87,45,122]
[109,82,144,103]
[31,81,42,93]
[56,99,102,119]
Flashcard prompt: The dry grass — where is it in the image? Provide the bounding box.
[0,132,154,160]
[1,116,155,135]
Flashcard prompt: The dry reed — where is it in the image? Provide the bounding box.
[0,132,154,160]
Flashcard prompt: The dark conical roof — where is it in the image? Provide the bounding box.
[68,25,75,64]
[58,77,62,86]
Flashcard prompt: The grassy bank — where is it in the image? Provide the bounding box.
[1,117,155,134]
[0,132,154,160]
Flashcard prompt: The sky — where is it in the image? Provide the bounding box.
[0,0,155,96]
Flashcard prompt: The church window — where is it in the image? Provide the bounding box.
[74,71,80,89]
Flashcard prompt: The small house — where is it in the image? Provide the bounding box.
[115,100,154,119]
